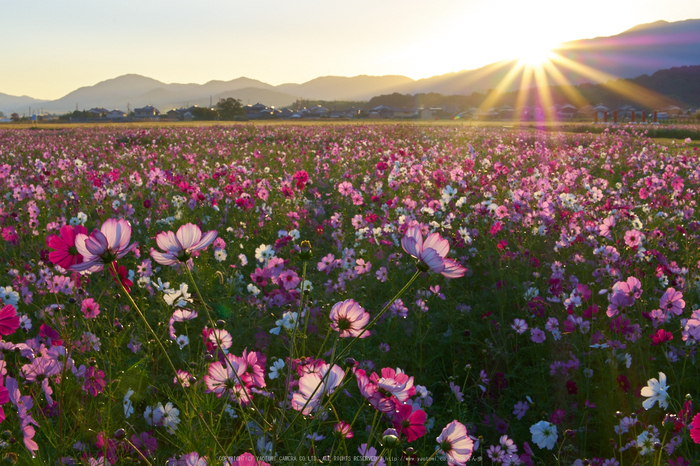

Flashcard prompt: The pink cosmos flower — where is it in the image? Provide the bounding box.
[0,379,9,423]
[46,224,88,269]
[278,270,300,290]
[354,258,372,275]
[356,369,396,413]
[393,403,427,442]
[71,218,136,272]
[239,348,267,389]
[624,229,642,248]
[204,353,249,402]
[690,413,700,444]
[0,304,20,336]
[660,288,685,317]
[437,420,474,466]
[80,298,100,318]
[291,363,344,415]
[599,215,615,239]
[329,299,371,338]
[150,223,218,266]
[401,226,466,278]
[335,421,354,439]
[372,367,414,403]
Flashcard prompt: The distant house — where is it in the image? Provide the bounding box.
[372,105,415,119]
[556,104,578,120]
[243,103,270,119]
[166,110,181,121]
[134,105,160,119]
[330,107,362,119]
[88,107,109,118]
[279,108,294,119]
[106,109,126,119]
[308,105,329,117]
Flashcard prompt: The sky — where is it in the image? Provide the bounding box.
[2,0,700,100]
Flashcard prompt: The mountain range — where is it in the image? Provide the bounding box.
[2,18,700,115]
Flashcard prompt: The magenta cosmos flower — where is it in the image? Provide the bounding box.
[46,224,88,269]
[437,420,474,466]
[393,403,427,442]
[329,299,371,338]
[150,223,218,266]
[401,226,466,278]
[70,219,135,273]
[0,304,20,336]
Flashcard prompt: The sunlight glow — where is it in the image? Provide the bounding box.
[517,48,554,66]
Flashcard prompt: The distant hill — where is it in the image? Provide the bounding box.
[474,64,700,110]
[0,92,47,115]
[1,18,699,115]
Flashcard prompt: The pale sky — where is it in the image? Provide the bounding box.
[2,0,700,100]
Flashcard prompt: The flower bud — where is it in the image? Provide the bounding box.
[345,357,357,368]
[382,430,400,449]
[299,240,312,260]
[114,428,126,440]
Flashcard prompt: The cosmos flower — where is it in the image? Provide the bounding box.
[659,288,685,317]
[436,420,474,466]
[0,304,20,336]
[641,372,670,410]
[329,299,371,338]
[530,421,558,450]
[150,223,218,266]
[392,403,427,442]
[401,226,466,278]
[46,224,88,269]
[71,218,136,273]
[204,353,248,400]
[291,363,344,415]
[690,413,700,444]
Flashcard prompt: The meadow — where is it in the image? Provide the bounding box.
[0,122,699,465]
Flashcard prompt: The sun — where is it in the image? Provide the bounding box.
[517,47,554,67]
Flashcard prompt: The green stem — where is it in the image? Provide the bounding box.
[185,265,272,430]
[110,262,227,457]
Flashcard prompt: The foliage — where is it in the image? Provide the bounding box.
[216,98,244,120]
[0,124,699,465]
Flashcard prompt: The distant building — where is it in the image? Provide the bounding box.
[88,107,109,118]
[106,109,126,119]
[134,105,160,119]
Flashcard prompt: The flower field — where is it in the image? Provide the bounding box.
[0,123,699,465]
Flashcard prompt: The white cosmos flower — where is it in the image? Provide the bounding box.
[268,359,285,380]
[641,372,670,410]
[530,421,558,450]
[123,388,134,418]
